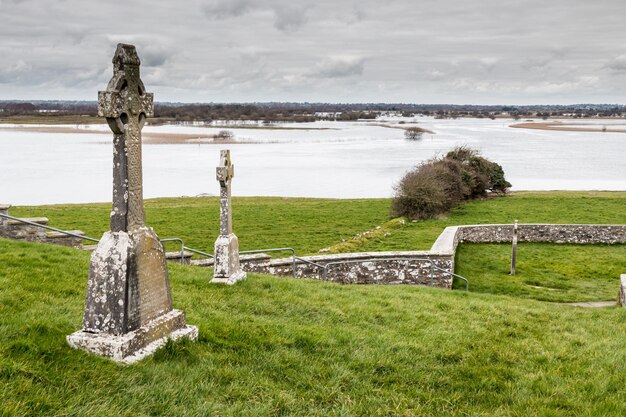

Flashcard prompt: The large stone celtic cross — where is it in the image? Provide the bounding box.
[67,44,197,364]
[98,43,154,232]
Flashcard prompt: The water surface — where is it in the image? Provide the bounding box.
[1,117,625,205]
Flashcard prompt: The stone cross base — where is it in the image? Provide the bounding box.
[212,233,246,285]
[67,310,198,364]
[82,228,174,333]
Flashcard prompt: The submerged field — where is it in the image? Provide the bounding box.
[3,192,626,415]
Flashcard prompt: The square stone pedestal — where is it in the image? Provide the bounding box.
[212,233,247,285]
[67,310,198,364]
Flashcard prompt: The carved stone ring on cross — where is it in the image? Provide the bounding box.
[97,44,154,135]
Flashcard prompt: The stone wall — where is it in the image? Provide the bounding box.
[459,224,626,245]
[222,223,626,289]
[192,251,455,287]
[0,204,85,248]
[266,252,454,287]
[0,218,48,242]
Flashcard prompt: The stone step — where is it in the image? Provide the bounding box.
[165,251,194,264]
[83,244,98,251]
[190,253,271,268]
[7,217,49,226]
[46,230,85,239]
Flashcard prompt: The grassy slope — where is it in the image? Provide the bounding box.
[2,238,626,416]
[10,197,391,256]
[11,191,626,302]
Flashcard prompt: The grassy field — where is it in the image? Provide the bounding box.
[10,191,626,302]
[4,192,626,415]
[10,197,391,256]
[2,238,626,416]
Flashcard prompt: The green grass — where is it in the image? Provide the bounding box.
[356,191,626,252]
[455,243,626,302]
[3,238,626,416]
[10,197,391,256]
[10,192,626,302]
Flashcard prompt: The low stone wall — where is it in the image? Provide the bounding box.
[231,223,626,289]
[0,204,10,226]
[459,224,626,245]
[191,251,455,288]
[265,252,454,287]
[0,204,85,248]
[0,218,48,242]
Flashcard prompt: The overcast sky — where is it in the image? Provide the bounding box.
[1,0,626,104]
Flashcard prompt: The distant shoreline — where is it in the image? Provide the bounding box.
[510,121,626,133]
[0,125,249,144]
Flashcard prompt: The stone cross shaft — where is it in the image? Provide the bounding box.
[216,150,235,236]
[98,43,154,233]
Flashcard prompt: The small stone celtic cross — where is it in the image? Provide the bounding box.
[216,150,235,236]
[98,43,154,233]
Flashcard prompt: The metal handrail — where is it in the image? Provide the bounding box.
[294,256,325,272]
[159,238,185,263]
[431,265,469,291]
[321,256,469,290]
[0,212,99,242]
[183,246,214,259]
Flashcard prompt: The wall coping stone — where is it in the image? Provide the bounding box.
[46,230,84,239]
[190,253,271,267]
[7,217,49,226]
[269,250,441,267]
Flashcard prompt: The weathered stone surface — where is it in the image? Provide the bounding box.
[0,220,47,242]
[45,230,85,248]
[165,250,194,264]
[619,275,626,307]
[191,253,271,272]
[212,150,246,285]
[459,224,626,244]
[83,231,131,335]
[68,44,196,363]
[263,251,454,288]
[0,204,11,225]
[67,309,197,364]
[224,223,626,289]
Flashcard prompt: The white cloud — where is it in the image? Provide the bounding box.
[1,0,626,103]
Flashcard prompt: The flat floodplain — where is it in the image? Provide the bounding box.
[2,117,626,205]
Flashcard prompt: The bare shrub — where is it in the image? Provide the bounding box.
[404,127,427,140]
[215,130,234,141]
[392,146,511,219]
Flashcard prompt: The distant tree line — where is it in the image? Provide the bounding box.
[1,101,625,122]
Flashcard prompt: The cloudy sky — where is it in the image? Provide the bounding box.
[2,0,626,104]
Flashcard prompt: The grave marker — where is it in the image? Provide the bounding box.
[67,44,197,364]
[212,150,246,284]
